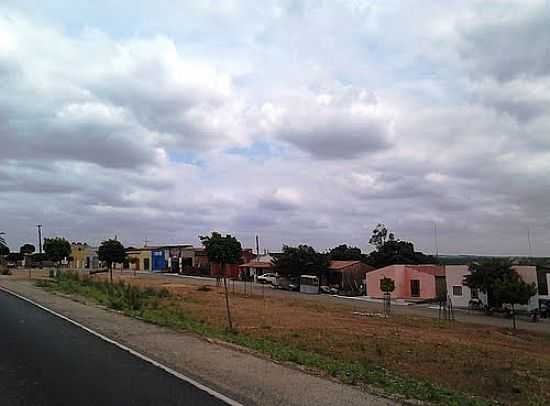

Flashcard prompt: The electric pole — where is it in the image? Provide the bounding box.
[433,223,439,258]
[36,225,43,254]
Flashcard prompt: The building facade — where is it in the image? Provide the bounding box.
[365,264,446,300]
[446,265,539,310]
[70,243,99,269]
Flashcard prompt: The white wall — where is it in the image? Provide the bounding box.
[445,265,487,308]
[445,265,538,310]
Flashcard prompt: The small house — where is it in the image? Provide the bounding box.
[446,265,539,311]
[365,264,446,300]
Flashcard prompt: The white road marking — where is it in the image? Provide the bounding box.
[0,285,244,406]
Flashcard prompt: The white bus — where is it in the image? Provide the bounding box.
[299,275,319,294]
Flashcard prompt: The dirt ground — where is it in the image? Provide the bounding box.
[16,270,550,404]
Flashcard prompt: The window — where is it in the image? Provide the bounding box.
[452,285,463,296]
[471,288,479,299]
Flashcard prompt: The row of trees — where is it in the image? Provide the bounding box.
[272,224,436,277]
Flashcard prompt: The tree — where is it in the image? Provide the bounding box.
[380,276,396,294]
[463,258,518,309]
[369,224,389,249]
[272,244,328,278]
[200,232,242,331]
[367,224,436,268]
[44,237,71,264]
[493,275,537,329]
[380,276,396,317]
[367,239,436,268]
[98,239,127,283]
[20,244,36,255]
[328,244,364,261]
[0,233,9,256]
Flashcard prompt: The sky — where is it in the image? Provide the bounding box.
[1,0,550,255]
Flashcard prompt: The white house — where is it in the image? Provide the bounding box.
[445,265,539,311]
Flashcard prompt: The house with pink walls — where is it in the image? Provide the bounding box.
[365,264,446,300]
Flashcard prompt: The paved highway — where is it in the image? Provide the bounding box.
[0,289,232,406]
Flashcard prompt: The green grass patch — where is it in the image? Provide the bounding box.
[36,272,492,405]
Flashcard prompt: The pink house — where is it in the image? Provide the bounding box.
[365,264,446,299]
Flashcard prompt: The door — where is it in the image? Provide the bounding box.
[410,279,420,297]
[143,258,150,271]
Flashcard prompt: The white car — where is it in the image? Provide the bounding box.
[257,273,278,285]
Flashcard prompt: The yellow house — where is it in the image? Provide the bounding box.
[70,242,99,269]
[126,247,152,272]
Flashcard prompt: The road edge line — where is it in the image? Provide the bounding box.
[0,284,244,406]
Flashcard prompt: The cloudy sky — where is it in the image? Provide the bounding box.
[1,0,549,255]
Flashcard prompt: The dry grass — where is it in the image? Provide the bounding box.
[26,270,550,404]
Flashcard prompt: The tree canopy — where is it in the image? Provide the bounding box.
[98,239,127,269]
[494,275,537,309]
[44,237,71,264]
[272,244,328,277]
[368,224,395,249]
[200,232,242,267]
[328,244,364,261]
[366,239,436,269]
[464,258,535,309]
[20,244,36,255]
[380,276,396,293]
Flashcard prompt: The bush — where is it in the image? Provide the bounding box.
[52,271,171,312]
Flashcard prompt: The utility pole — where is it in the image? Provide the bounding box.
[255,235,260,257]
[36,225,43,254]
[144,237,151,248]
[433,223,439,258]
[527,227,533,259]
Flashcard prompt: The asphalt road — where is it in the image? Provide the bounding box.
[0,289,231,406]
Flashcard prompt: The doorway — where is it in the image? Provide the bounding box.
[410,279,420,297]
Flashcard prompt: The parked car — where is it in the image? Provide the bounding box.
[257,273,278,285]
[287,277,299,291]
[320,285,339,295]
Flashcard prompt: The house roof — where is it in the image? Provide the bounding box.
[328,260,368,270]
[239,261,273,269]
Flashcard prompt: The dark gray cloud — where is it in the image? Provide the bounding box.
[279,118,390,159]
[460,5,550,81]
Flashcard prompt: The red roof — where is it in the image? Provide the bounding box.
[239,261,273,269]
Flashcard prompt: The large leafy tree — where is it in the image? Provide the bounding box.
[20,244,36,255]
[366,225,436,268]
[463,258,519,309]
[367,240,436,268]
[272,244,328,278]
[328,244,364,261]
[44,237,71,264]
[98,239,127,283]
[200,232,242,330]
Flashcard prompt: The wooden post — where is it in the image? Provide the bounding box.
[222,263,233,331]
